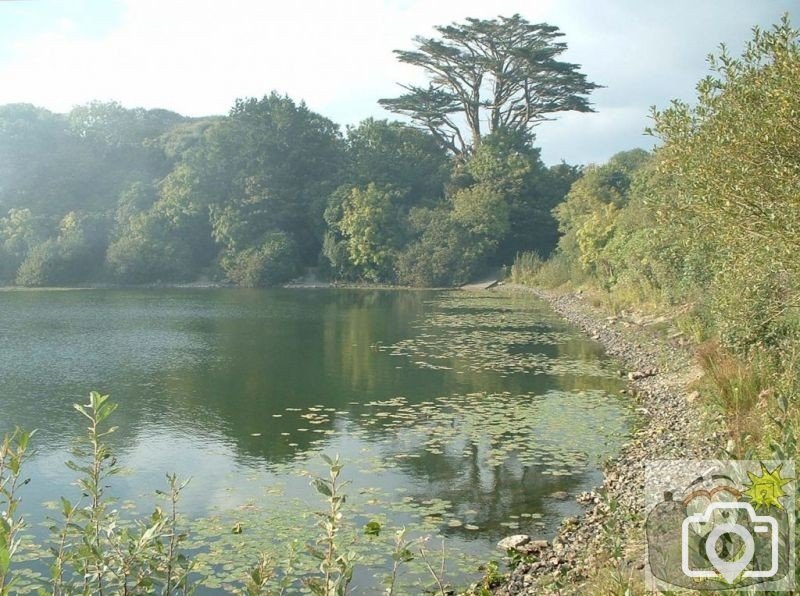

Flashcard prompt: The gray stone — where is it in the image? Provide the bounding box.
[497,534,530,551]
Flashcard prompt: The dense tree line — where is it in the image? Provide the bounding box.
[513,16,800,455]
[0,15,595,288]
[520,17,800,353]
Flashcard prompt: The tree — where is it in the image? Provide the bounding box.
[552,149,650,277]
[648,15,800,349]
[379,14,600,154]
[105,212,195,283]
[344,118,450,203]
[395,208,478,287]
[68,101,186,147]
[200,93,345,263]
[220,231,300,287]
[324,183,406,282]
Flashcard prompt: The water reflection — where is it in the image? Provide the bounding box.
[0,288,631,592]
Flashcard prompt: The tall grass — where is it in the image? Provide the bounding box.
[510,251,583,289]
[695,342,768,453]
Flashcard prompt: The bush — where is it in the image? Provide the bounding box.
[106,214,195,284]
[15,238,97,287]
[14,240,61,286]
[395,211,479,287]
[509,250,583,289]
[509,252,543,285]
[222,232,300,287]
[709,258,799,353]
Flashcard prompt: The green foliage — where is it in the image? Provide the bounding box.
[384,527,414,596]
[379,14,600,155]
[106,212,196,284]
[14,240,60,287]
[35,392,195,595]
[647,16,800,351]
[15,212,109,286]
[242,553,274,595]
[509,252,544,285]
[552,148,650,281]
[202,93,345,265]
[523,16,800,469]
[0,428,34,595]
[325,184,405,282]
[0,63,575,288]
[304,455,356,596]
[0,57,577,289]
[344,118,450,202]
[0,93,344,287]
[221,232,301,288]
[395,208,477,287]
[450,183,509,253]
[464,130,579,263]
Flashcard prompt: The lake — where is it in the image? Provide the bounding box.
[0,288,632,593]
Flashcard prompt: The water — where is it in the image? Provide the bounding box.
[0,288,631,593]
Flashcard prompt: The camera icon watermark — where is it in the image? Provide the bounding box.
[645,460,795,591]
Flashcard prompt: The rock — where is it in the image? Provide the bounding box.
[497,535,531,551]
[518,539,550,555]
[628,368,656,381]
[493,284,722,595]
[550,491,569,500]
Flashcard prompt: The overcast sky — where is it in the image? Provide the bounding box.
[0,0,796,165]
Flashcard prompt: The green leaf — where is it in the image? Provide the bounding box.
[363,521,381,537]
[0,545,9,576]
[311,478,332,497]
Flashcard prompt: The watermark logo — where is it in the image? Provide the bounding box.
[645,460,795,591]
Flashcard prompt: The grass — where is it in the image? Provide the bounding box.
[510,251,582,289]
[512,249,800,592]
[694,341,767,454]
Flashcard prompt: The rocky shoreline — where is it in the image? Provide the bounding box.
[492,285,726,595]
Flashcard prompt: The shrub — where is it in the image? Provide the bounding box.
[509,252,543,285]
[222,231,300,287]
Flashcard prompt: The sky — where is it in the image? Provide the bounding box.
[0,0,796,165]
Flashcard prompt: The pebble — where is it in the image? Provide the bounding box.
[492,286,723,595]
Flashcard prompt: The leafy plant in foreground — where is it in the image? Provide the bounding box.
[0,428,34,595]
[304,454,356,596]
[48,392,194,595]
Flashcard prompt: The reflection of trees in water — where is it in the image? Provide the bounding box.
[385,438,586,542]
[154,289,627,486]
[0,288,629,551]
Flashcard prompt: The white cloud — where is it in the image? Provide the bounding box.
[0,0,557,115]
[0,0,796,164]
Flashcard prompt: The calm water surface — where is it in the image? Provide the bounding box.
[0,288,632,593]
